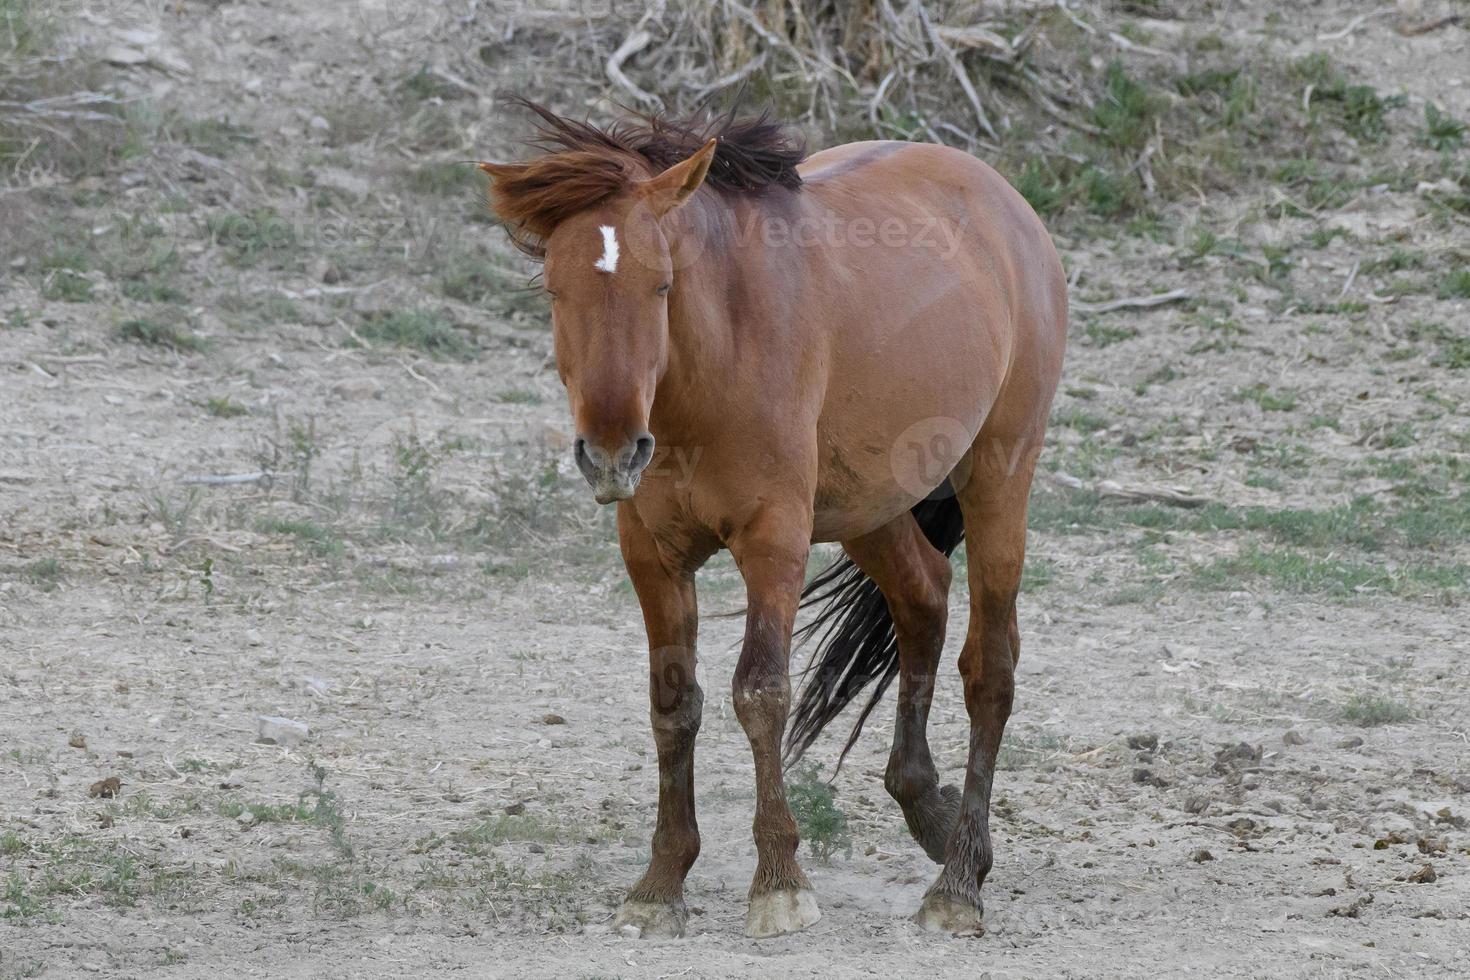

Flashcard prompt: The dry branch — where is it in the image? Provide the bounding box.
[1050,472,1212,509]
[1071,288,1192,315]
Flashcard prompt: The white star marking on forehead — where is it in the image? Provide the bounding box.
[593,225,619,273]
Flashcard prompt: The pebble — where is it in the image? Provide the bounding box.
[331,376,383,400]
[619,924,642,939]
[256,715,309,747]
[1283,730,1306,745]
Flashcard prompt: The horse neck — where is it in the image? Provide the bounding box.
[651,191,753,437]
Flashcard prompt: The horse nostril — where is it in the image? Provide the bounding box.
[630,433,655,474]
[573,436,598,483]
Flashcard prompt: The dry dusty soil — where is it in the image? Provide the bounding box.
[2,1,1468,977]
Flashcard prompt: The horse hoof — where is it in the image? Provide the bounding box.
[913,893,984,936]
[744,888,821,938]
[614,899,687,939]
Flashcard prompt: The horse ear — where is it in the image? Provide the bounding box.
[640,138,717,217]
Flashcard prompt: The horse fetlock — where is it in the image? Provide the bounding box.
[900,782,961,865]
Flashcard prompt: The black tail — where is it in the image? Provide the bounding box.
[784,489,966,770]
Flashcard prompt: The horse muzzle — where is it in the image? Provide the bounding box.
[573,432,655,504]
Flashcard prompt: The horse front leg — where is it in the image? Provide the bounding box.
[614,503,706,938]
[727,505,821,938]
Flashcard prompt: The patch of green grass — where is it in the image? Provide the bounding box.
[1193,545,1465,598]
[1020,556,1056,593]
[496,389,542,405]
[1082,321,1138,347]
[24,557,61,591]
[1237,383,1298,412]
[1435,269,1470,300]
[1,0,52,55]
[202,396,249,418]
[219,800,315,823]
[452,814,564,853]
[786,765,851,862]
[255,517,343,557]
[218,289,300,328]
[1031,484,1468,553]
[114,318,206,353]
[397,65,465,103]
[205,208,299,268]
[2,875,44,919]
[1423,103,1465,153]
[1339,693,1414,727]
[1092,60,1162,151]
[1078,164,1129,217]
[1012,159,1064,217]
[996,730,1066,771]
[404,161,477,196]
[37,246,93,301]
[1367,248,1425,274]
[1306,226,1345,249]
[357,309,474,359]
[1052,408,1110,433]
[176,116,254,156]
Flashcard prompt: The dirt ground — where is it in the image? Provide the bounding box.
[2,1,1468,977]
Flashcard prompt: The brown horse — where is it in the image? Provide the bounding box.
[479,102,1066,938]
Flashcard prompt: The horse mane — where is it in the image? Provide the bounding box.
[487,98,807,258]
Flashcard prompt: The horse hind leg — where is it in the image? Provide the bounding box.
[841,512,960,863]
[914,432,1038,936]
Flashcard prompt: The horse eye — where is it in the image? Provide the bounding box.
[655,283,671,296]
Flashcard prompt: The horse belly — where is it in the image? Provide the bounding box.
[810,320,998,542]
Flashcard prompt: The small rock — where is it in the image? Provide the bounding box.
[619,924,642,939]
[331,376,383,401]
[542,713,566,726]
[256,715,309,747]
[1405,864,1437,884]
[1132,768,1167,787]
[301,676,332,697]
[1337,736,1364,749]
[503,801,526,816]
[96,814,114,829]
[1183,795,1210,815]
[309,115,330,132]
[1127,733,1158,751]
[527,842,545,854]
[1215,742,1262,765]
[1282,730,1306,746]
[236,809,257,827]
[88,777,122,798]
[1227,817,1257,835]
[1328,893,1374,918]
[244,628,264,647]
[102,44,149,66]
[1190,848,1214,863]
[68,732,87,749]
